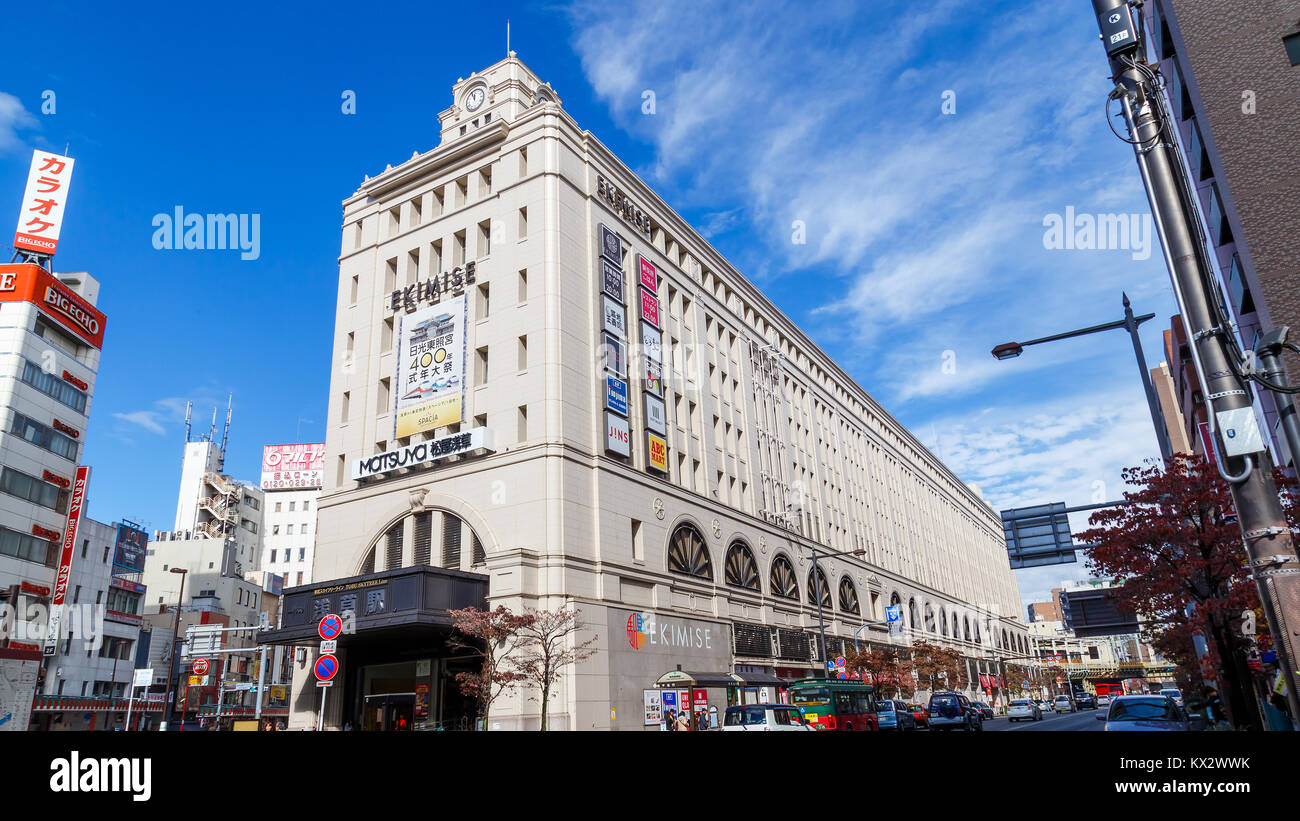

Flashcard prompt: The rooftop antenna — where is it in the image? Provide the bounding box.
[218,394,232,472]
[184,401,193,443]
[208,406,217,443]
[507,19,510,56]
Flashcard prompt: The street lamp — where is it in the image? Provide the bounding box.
[160,567,187,731]
[990,292,1174,461]
[799,541,865,678]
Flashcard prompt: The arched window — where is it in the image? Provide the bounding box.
[360,509,482,574]
[924,604,936,633]
[963,617,971,642]
[770,555,799,601]
[667,522,713,580]
[908,598,919,630]
[973,623,982,645]
[724,540,760,592]
[940,607,949,637]
[951,613,959,638]
[838,577,860,616]
[807,567,832,610]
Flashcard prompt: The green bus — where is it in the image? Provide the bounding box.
[787,679,879,731]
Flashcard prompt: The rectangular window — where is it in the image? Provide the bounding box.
[350,275,359,304]
[378,378,390,414]
[430,239,443,274]
[1285,32,1300,66]
[8,410,79,461]
[517,335,528,371]
[275,502,282,513]
[299,548,306,561]
[632,519,644,562]
[21,361,88,413]
[0,526,56,566]
[454,230,466,265]
[388,206,401,237]
[301,524,308,535]
[517,405,527,442]
[34,316,84,359]
[289,501,296,512]
[478,220,491,258]
[0,466,68,512]
[385,257,397,292]
[479,166,492,196]
[476,281,490,320]
[455,176,468,209]
[518,207,528,240]
[297,572,303,585]
[518,269,527,303]
[519,146,528,177]
[287,525,294,535]
[270,549,277,563]
[476,346,489,386]
[342,391,350,424]
[273,525,280,536]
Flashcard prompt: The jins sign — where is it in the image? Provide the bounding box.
[389,262,476,312]
[596,176,652,237]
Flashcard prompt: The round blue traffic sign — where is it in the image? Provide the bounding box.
[318,613,342,640]
[315,654,338,681]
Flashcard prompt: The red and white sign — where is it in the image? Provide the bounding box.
[639,287,659,328]
[0,263,107,349]
[43,466,89,657]
[637,254,657,292]
[13,150,75,255]
[192,658,209,676]
[261,442,325,489]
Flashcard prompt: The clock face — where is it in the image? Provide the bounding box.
[465,87,485,112]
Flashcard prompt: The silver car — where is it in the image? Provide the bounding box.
[1007,699,1043,722]
[1096,695,1189,731]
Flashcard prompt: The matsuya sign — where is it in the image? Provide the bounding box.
[353,427,494,480]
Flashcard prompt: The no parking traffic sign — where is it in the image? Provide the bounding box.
[318,613,342,641]
[315,654,339,682]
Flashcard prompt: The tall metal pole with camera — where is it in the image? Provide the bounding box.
[1089,0,1300,722]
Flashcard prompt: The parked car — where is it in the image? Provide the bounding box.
[1159,688,1184,707]
[1053,695,1075,713]
[1097,695,1189,731]
[927,691,982,732]
[721,704,817,731]
[876,699,917,731]
[972,701,995,721]
[908,703,930,728]
[1076,693,1097,710]
[1007,699,1043,722]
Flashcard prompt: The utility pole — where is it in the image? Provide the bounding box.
[1090,0,1300,724]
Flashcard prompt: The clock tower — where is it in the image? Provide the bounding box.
[437,53,561,146]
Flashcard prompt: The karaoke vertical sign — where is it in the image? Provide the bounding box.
[44,466,90,656]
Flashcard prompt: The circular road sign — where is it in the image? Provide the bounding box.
[834,656,846,667]
[318,613,343,641]
[315,654,339,682]
[192,658,209,676]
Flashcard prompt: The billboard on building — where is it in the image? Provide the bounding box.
[44,466,89,656]
[13,150,75,255]
[112,523,149,573]
[0,263,107,349]
[261,443,326,489]
[395,295,466,439]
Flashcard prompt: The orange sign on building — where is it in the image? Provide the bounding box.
[0,263,106,349]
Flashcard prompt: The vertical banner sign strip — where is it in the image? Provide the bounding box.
[45,466,90,656]
[13,150,75,255]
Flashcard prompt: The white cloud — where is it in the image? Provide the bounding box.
[112,411,166,435]
[0,92,37,154]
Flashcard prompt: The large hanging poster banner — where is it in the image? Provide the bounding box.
[395,295,466,438]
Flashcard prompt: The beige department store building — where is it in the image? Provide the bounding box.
[268,55,1029,731]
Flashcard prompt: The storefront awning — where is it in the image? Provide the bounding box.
[654,670,739,689]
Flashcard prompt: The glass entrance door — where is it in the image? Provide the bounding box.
[362,694,416,731]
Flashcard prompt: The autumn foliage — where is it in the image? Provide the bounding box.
[1075,454,1298,728]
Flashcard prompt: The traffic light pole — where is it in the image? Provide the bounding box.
[1090,0,1300,724]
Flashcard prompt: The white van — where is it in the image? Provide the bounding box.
[721,704,816,731]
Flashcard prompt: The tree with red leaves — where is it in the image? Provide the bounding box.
[448,605,533,731]
[1076,454,1299,730]
[510,606,598,731]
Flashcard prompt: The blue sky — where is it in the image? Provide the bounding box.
[2,0,1175,611]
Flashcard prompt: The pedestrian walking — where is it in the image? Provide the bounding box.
[696,710,708,732]
[675,710,692,732]
[664,709,676,731]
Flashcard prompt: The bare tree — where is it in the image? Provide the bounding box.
[510,606,599,731]
[448,606,533,731]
